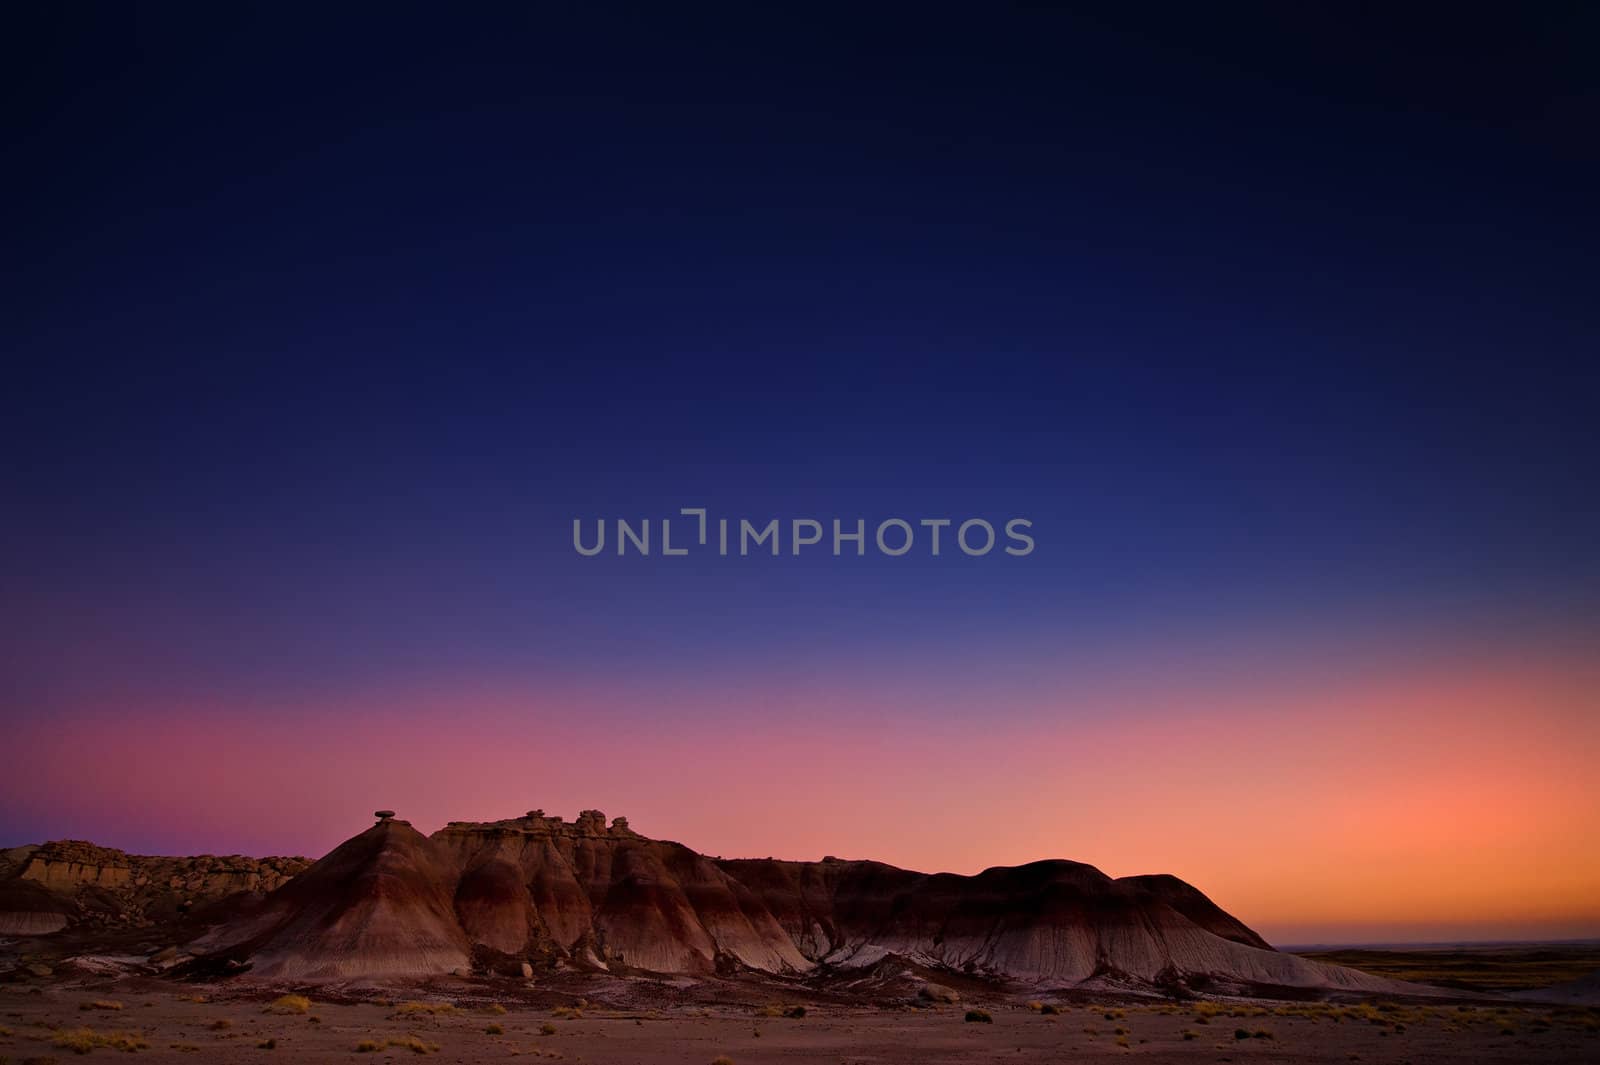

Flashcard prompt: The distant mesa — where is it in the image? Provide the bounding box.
[0,840,309,938]
[0,808,1446,997]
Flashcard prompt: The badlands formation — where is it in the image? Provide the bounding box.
[3,809,1418,998]
[0,840,306,937]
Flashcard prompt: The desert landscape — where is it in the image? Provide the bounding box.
[11,5,1598,1063]
[2,810,1595,1063]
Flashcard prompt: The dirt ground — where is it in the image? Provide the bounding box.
[2,986,1597,1065]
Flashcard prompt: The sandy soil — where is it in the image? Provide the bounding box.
[2,986,1596,1064]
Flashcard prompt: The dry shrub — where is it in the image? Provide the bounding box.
[53,1027,151,1054]
[393,1002,456,1017]
[355,1036,440,1054]
[386,1036,440,1054]
[264,994,311,1015]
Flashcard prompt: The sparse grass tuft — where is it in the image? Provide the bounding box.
[386,1036,439,1054]
[393,1002,456,1017]
[78,1002,123,1012]
[264,995,311,1015]
[53,1028,150,1054]
[484,1004,507,1016]
[755,1002,808,1019]
[485,1024,503,1035]
[550,1006,583,1020]
[356,1036,440,1054]
[539,1023,557,1036]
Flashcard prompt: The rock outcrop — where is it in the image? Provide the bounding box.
[0,840,308,934]
[713,854,1388,992]
[162,811,1421,995]
[188,819,470,981]
[0,877,76,935]
[2,811,1431,997]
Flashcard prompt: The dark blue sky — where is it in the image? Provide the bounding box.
[4,3,1597,714]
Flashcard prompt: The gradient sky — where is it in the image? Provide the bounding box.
[4,5,1597,946]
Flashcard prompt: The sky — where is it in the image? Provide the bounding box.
[3,4,1597,946]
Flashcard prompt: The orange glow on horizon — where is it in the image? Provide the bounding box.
[4,646,1596,946]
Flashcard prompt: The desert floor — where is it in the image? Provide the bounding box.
[2,988,1597,1065]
